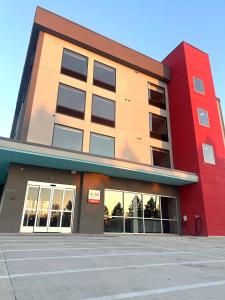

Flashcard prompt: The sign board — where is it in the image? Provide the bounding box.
[88,189,101,204]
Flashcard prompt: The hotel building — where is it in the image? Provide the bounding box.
[0,7,224,235]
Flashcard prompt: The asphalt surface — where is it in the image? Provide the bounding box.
[0,234,225,299]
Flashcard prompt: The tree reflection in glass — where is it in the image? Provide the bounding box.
[104,190,123,232]
[143,195,160,218]
[124,193,142,218]
[104,190,123,216]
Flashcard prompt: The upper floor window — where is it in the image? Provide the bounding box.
[93,61,116,92]
[202,144,215,164]
[56,84,86,119]
[90,133,115,158]
[148,83,166,109]
[150,113,168,142]
[193,77,204,94]
[197,108,209,127]
[151,147,171,168]
[52,124,83,152]
[61,49,88,82]
[92,95,115,127]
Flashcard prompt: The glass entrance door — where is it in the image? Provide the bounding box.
[20,181,76,233]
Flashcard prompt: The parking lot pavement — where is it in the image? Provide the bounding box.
[0,234,225,300]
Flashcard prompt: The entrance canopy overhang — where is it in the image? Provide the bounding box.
[0,138,198,186]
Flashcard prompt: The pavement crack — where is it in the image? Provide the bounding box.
[0,247,17,300]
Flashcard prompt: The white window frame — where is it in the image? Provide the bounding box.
[202,143,215,164]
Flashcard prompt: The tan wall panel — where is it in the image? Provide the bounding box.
[26,33,172,165]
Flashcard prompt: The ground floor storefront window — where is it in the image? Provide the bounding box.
[104,189,179,234]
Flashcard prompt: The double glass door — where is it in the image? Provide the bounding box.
[20,181,76,233]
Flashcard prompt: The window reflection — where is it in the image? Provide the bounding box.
[124,193,142,218]
[161,197,177,219]
[125,218,143,233]
[104,190,123,217]
[25,186,39,209]
[63,190,74,211]
[104,190,178,234]
[50,211,61,227]
[61,212,71,227]
[143,195,160,218]
[51,189,63,210]
[23,210,36,226]
[38,188,51,210]
[104,217,123,232]
[163,220,178,234]
[145,219,162,233]
[36,210,48,227]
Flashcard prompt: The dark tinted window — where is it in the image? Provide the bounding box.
[61,49,88,81]
[152,147,171,168]
[52,124,83,152]
[93,61,116,92]
[56,84,85,119]
[90,133,115,158]
[149,84,166,109]
[92,95,115,127]
[150,113,168,142]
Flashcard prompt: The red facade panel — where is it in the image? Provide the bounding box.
[163,42,225,236]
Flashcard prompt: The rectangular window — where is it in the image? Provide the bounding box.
[91,95,115,127]
[90,133,115,158]
[93,61,116,92]
[197,108,209,127]
[104,189,178,234]
[61,49,88,81]
[52,124,83,152]
[148,83,166,109]
[151,147,171,168]
[202,144,215,164]
[56,84,86,119]
[150,113,168,142]
[193,77,204,94]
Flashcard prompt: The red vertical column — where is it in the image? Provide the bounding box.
[163,42,225,236]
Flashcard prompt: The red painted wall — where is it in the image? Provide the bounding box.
[163,42,225,236]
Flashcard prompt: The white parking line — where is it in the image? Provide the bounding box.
[0,241,133,247]
[124,241,225,260]
[0,258,225,280]
[84,279,225,299]
[2,246,156,253]
[0,251,191,262]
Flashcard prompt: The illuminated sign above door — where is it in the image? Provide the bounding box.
[88,189,101,204]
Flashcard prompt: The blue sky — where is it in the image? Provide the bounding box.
[0,0,225,138]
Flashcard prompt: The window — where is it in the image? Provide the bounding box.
[90,133,115,158]
[61,49,88,81]
[202,144,215,164]
[193,77,204,94]
[104,190,123,233]
[93,61,116,92]
[148,83,166,109]
[52,124,83,152]
[56,84,86,119]
[151,147,171,168]
[150,113,168,142]
[91,95,115,127]
[197,108,209,127]
[104,189,178,234]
